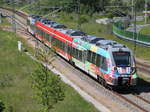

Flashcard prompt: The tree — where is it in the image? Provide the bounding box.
[31,48,65,112]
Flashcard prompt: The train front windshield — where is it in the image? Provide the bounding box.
[113,52,130,67]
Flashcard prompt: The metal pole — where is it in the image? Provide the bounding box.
[77,0,81,30]
[0,12,1,23]
[12,0,16,33]
[133,4,137,53]
[145,0,148,24]
[132,0,134,20]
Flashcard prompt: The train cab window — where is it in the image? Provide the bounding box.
[113,52,130,67]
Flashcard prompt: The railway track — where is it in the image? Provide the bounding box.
[58,53,150,112]
[113,91,150,112]
[1,7,150,112]
[136,60,150,76]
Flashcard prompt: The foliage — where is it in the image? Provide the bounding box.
[0,100,5,112]
[107,12,114,19]
[79,15,89,24]
[139,26,150,35]
[148,15,150,22]
[31,64,65,112]
[0,74,13,88]
[31,48,64,112]
[1,0,150,14]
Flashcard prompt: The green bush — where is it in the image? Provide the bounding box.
[0,100,5,112]
[107,12,114,19]
[148,15,150,22]
[0,74,13,88]
[79,15,89,24]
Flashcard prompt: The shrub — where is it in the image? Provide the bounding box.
[107,12,114,19]
[0,100,5,112]
[0,74,13,88]
[79,15,89,24]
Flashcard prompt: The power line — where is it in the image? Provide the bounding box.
[105,4,137,53]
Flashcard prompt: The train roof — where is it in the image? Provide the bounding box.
[81,35,105,43]
[66,29,86,36]
[29,14,41,19]
[33,16,130,51]
[57,29,86,39]
[96,40,126,48]
[39,18,56,24]
[51,23,67,29]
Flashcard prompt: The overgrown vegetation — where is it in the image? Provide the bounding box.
[31,48,65,112]
[140,26,150,35]
[0,17,11,26]
[0,100,5,112]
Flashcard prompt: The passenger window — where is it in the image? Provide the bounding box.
[101,57,108,71]
[96,54,101,67]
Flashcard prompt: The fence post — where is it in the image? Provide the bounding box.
[18,41,22,51]
[0,12,2,23]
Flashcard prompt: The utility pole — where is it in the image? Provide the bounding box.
[132,0,134,20]
[105,3,137,53]
[145,0,148,24]
[0,12,2,23]
[133,4,137,53]
[77,0,81,30]
[12,0,16,33]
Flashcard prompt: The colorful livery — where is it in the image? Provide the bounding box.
[27,15,138,88]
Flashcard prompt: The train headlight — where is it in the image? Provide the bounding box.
[113,67,117,72]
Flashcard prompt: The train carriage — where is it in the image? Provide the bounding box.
[27,15,138,88]
[27,14,41,35]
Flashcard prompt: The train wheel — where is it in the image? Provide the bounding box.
[97,75,102,84]
[102,79,107,87]
[69,60,75,66]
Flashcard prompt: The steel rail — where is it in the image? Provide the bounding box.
[113,91,149,112]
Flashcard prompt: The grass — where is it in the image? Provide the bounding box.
[139,75,150,82]
[0,17,11,26]
[0,31,41,112]
[0,30,99,112]
[139,26,150,35]
[133,21,150,25]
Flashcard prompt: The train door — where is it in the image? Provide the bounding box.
[63,42,70,61]
[83,50,89,73]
